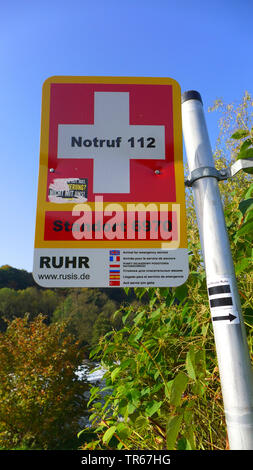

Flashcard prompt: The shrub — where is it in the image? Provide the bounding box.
[0,314,88,449]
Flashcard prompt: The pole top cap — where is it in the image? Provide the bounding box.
[181,90,203,105]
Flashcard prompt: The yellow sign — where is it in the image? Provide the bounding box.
[33,76,188,287]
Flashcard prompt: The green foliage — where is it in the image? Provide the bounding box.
[231,125,253,174]
[234,183,253,242]
[0,314,88,449]
[81,294,224,450]
[209,91,253,332]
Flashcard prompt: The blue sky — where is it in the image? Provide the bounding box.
[1,0,252,272]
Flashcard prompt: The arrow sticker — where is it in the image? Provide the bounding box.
[212,313,237,323]
[207,277,240,325]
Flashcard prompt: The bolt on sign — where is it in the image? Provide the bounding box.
[33,76,188,288]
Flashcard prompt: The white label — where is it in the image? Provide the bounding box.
[33,248,188,288]
[207,277,240,324]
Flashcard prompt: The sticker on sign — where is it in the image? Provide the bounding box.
[33,76,188,288]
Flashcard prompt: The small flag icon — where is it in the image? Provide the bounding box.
[109,250,120,286]
[110,255,120,262]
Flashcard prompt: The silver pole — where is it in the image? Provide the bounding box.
[181,91,253,450]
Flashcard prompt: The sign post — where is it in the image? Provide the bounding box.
[182,91,253,449]
[33,76,188,288]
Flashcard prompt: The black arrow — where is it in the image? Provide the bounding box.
[212,314,237,322]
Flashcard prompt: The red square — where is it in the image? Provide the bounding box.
[109,281,120,286]
[47,83,176,202]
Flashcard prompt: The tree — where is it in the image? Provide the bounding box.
[0,314,88,449]
[0,265,35,290]
[52,288,119,346]
[0,288,19,321]
[0,287,60,330]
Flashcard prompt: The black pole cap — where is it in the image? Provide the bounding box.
[181,90,203,105]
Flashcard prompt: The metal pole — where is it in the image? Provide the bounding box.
[181,91,253,450]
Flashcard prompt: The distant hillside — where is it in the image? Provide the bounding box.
[0,265,147,343]
[0,265,136,302]
[0,265,36,290]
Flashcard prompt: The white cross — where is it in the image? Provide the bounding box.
[57,92,165,193]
